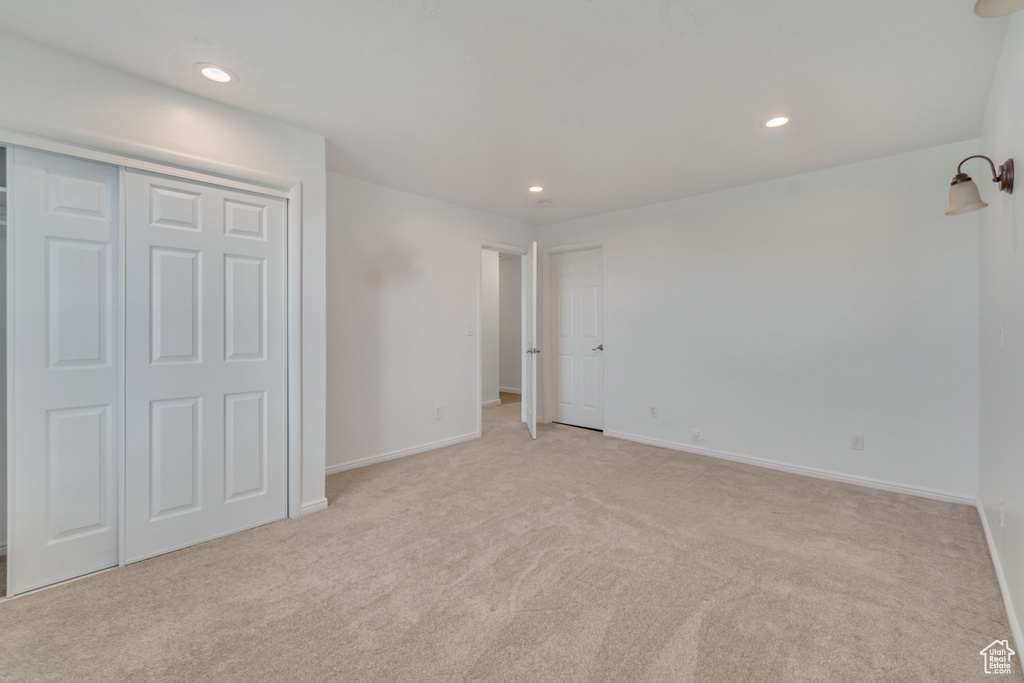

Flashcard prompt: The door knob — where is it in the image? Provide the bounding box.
[592,344,604,351]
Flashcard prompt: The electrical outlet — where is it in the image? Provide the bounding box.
[650,406,658,418]
[435,406,443,421]
[692,428,702,440]
[851,434,865,451]
[999,497,1005,528]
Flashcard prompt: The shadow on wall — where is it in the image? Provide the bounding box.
[361,236,424,285]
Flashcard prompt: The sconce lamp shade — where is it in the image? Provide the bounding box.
[975,0,1024,17]
[945,156,1013,216]
[946,177,989,215]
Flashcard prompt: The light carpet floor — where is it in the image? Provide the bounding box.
[0,402,1019,681]
[499,391,522,405]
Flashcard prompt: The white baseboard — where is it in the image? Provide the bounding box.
[977,499,1022,655]
[482,399,501,408]
[325,431,481,476]
[603,430,975,505]
[0,543,6,557]
[499,387,522,394]
[298,498,328,516]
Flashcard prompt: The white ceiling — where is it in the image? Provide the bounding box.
[0,1,1009,225]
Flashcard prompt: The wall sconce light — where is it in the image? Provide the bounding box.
[975,0,1024,17]
[945,155,1014,216]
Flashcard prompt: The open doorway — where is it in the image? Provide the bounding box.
[497,253,523,408]
[479,242,533,436]
[481,249,522,411]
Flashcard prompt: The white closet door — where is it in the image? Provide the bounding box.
[10,149,120,594]
[124,171,286,563]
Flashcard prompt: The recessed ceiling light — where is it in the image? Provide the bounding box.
[764,116,790,128]
[529,186,544,193]
[196,63,237,83]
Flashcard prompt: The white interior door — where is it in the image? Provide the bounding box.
[522,242,538,439]
[124,171,287,563]
[9,148,120,594]
[552,247,605,430]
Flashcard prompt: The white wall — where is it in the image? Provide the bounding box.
[540,140,981,500]
[0,33,328,516]
[481,250,500,404]
[499,254,523,392]
[326,173,534,472]
[978,12,1024,653]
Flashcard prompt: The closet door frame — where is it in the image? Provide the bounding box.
[3,129,304,585]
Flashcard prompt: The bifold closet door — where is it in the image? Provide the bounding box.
[10,149,120,594]
[124,171,287,563]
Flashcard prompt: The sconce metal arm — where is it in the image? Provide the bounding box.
[955,155,1014,194]
[957,155,999,181]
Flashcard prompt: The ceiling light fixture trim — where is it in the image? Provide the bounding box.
[196,63,238,83]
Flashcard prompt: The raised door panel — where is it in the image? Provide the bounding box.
[558,288,574,338]
[225,391,266,501]
[224,199,266,240]
[582,357,600,410]
[11,148,120,595]
[150,397,202,518]
[150,186,201,230]
[151,248,202,364]
[558,356,574,407]
[580,286,598,340]
[580,256,598,276]
[47,173,107,219]
[46,238,110,368]
[224,255,265,361]
[46,405,111,541]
